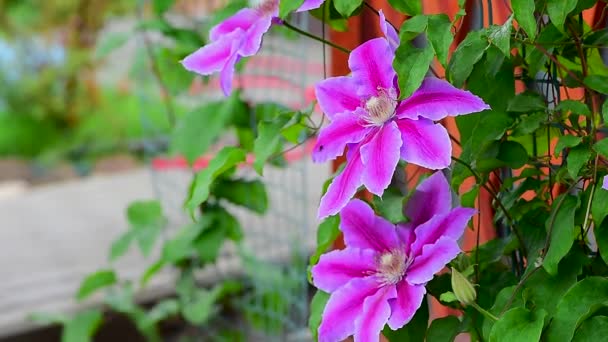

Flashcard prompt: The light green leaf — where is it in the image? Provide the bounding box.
[95,33,130,59]
[448,31,489,87]
[556,100,592,116]
[374,192,406,224]
[193,225,227,263]
[181,286,222,325]
[546,277,608,342]
[592,185,608,227]
[279,0,305,18]
[573,316,608,342]
[439,291,459,303]
[603,100,608,123]
[214,179,268,214]
[554,135,582,156]
[584,75,608,94]
[309,215,341,272]
[399,15,428,42]
[308,290,330,341]
[127,200,167,257]
[427,14,453,67]
[489,308,546,342]
[543,195,579,275]
[507,93,546,112]
[76,270,117,301]
[427,316,461,342]
[394,44,434,99]
[594,138,608,158]
[487,16,513,56]
[547,0,577,30]
[141,259,165,286]
[152,0,174,15]
[140,299,180,329]
[388,0,422,16]
[186,147,246,213]
[162,219,210,263]
[109,231,133,262]
[29,312,69,325]
[253,121,284,175]
[567,145,592,178]
[61,310,103,342]
[333,0,363,17]
[512,0,537,40]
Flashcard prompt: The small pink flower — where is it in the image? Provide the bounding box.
[181,0,324,95]
[311,172,475,342]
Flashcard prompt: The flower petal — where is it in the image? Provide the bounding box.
[240,15,273,56]
[349,38,396,98]
[396,223,415,255]
[318,277,381,342]
[315,76,361,119]
[318,145,365,219]
[410,207,475,257]
[396,77,490,120]
[603,175,608,190]
[354,285,397,342]
[297,0,325,11]
[387,281,426,330]
[379,10,400,52]
[405,171,452,226]
[210,9,259,41]
[340,199,401,252]
[312,111,369,163]
[407,236,461,285]
[219,42,241,95]
[312,248,378,293]
[360,121,403,196]
[397,118,452,170]
[182,36,235,76]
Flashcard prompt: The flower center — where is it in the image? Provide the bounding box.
[249,0,279,15]
[363,89,397,126]
[377,249,409,285]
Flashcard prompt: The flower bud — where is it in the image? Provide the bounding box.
[451,268,477,305]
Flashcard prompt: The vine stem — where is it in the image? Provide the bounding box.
[283,21,351,54]
[471,302,499,321]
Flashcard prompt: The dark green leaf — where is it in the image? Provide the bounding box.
[512,0,537,40]
[194,225,227,263]
[383,297,428,342]
[507,93,546,112]
[573,316,608,342]
[309,215,341,282]
[279,0,305,18]
[308,290,330,341]
[394,44,434,99]
[448,31,489,87]
[592,185,608,227]
[61,310,103,342]
[556,100,591,116]
[215,207,243,241]
[374,192,406,224]
[584,75,608,94]
[498,141,528,169]
[489,308,546,342]
[543,195,579,275]
[547,0,577,30]
[186,147,246,213]
[127,200,166,257]
[603,100,608,124]
[427,14,453,67]
[76,270,117,301]
[487,16,513,56]
[153,0,174,15]
[545,277,608,342]
[399,15,428,42]
[426,316,461,342]
[388,0,422,16]
[567,145,592,178]
[594,138,608,159]
[595,218,608,267]
[555,135,583,156]
[214,179,268,214]
[512,112,546,136]
[333,0,362,17]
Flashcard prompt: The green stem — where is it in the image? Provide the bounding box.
[471,302,499,321]
[283,21,351,54]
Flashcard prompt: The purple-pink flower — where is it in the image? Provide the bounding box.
[311,172,475,342]
[181,0,324,95]
[313,37,489,219]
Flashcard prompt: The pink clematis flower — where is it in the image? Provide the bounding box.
[181,0,324,95]
[311,172,475,342]
[313,37,489,219]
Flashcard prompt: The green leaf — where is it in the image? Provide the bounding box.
[573,316,608,342]
[489,308,546,342]
[555,135,583,156]
[507,93,546,112]
[439,291,459,303]
[76,270,117,301]
[152,0,174,15]
[29,312,68,325]
[512,0,537,40]
[308,290,330,341]
[427,316,461,342]
[374,192,406,224]
[127,200,167,257]
[141,259,165,286]
[394,44,435,99]
[487,16,513,56]
[595,218,608,266]
[448,31,489,87]
[567,145,592,178]
[309,215,341,282]
[556,100,592,116]
[171,94,247,164]
[603,98,608,123]
[95,33,130,59]
[140,299,180,329]
[181,286,223,325]
[388,0,422,16]
[109,231,133,262]
[214,179,268,214]
[594,138,608,159]
[333,0,362,17]
[383,297,428,341]
[253,120,284,175]
[186,147,246,213]
[399,15,428,42]
[427,14,453,67]
[61,310,103,342]
[194,225,227,263]
[162,219,210,263]
[543,195,579,275]
[498,141,528,169]
[279,0,305,18]
[511,112,546,136]
[545,277,608,342]
[592,185,608,227]
[584,75,608,94]
[547,0,577,30]
[215,207,243,242]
